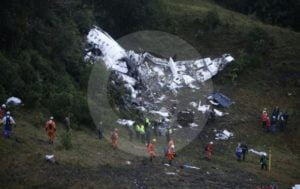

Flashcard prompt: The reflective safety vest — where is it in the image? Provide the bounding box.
[145,118,150,126]
[139,125,145,134]
[135,124,140,132]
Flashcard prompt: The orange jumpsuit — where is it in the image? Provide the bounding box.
[147,143,155,161]
[111,131,118,148]
[45,120,56,143]
[205,144,213,160]
[167,147,175,165]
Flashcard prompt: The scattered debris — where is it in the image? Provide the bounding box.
[249,149,267,157]
[208,93,234,108]
[165,172,178,176]
[213,109,229,117]
[45,154,55,163]
[6,97,22,106]
[181,164,201,170]
[197,101,210,113]
[189,123,199,128]
[117,119,135,126]
[215,130,233,140]
[85,26,234,134]
[125,160,132,165]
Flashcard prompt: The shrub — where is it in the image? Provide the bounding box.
[60,130,72,150]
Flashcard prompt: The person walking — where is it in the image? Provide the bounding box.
[45,116,56,144]
[147,138,156,162]
[2,111,16,138]
[205,141,213,161]
[240,143,248,161]
[167,144,176,165]
[235,143,243,161]
[260,155,268,171]
[111,128,119,149]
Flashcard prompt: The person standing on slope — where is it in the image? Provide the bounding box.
[205,141,213,161]
[111,128,119,149]
[147,138,156,162]
[167,144,176,165]
[45,116,56,144]
[2,111,16,138]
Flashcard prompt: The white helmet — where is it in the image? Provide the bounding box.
[171,144,175,149]
[2,104,6,108]
[6,111,10,115]
[210,141,213,144]
[50,116,54,120]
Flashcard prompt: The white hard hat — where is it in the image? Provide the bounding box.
[171,144,175,149]
[50,116,54,120]
[2,104,6,108]
[152,138,156,142]
[6,111,10,115]
[210,141,213,144]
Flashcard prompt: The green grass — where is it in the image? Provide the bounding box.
[0,0,300,188]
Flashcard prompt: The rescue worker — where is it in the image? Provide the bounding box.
[260,155,268,171]
[111,128,119,149]
[271,116,277,133]
[147,138,156,162]
[2,111,16,138]
[64,116,71,131]
[0,104,6,119]
[279,114,285,131]
[135,124,140,139]
[139,124,146,144]
[235,143,243,161]
[205,141,213,161]
[45,116,56,144]
[145,118,151,145]
[261,110,268,128]
[240,143,248,161]
[98,121,103,140]
[283,111,289,127]
[167,144,176,165]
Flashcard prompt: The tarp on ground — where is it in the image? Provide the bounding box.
[208,92,234,108]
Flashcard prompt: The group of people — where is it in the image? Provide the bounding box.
[261,107,289,132]
[0,102,59,144]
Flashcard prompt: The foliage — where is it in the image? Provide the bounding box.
[213,0,300,31]
[60,130,73,150]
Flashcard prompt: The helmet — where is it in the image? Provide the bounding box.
[171,144,175,149]
[2,104,6,108]
[6,111,10,115]
[210,141,213,144]
[50,116,54,120]
[152,138,156,142]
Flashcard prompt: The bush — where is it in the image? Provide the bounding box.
[60,130,72,150]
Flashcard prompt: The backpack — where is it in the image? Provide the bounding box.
[5,116,11,127]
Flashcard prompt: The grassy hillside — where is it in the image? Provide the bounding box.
[0,0,299,188]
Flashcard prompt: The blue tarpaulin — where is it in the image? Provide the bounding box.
[209,92,234,108]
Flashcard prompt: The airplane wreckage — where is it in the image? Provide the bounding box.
[85,27,234,129]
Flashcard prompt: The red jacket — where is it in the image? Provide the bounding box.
[261,113,268,122]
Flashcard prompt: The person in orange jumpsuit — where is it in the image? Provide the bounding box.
[167,144,176,165]
[111,128,119,149]
[147,138,156,162]
[45,116,56,144]
[205,141,213,160]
